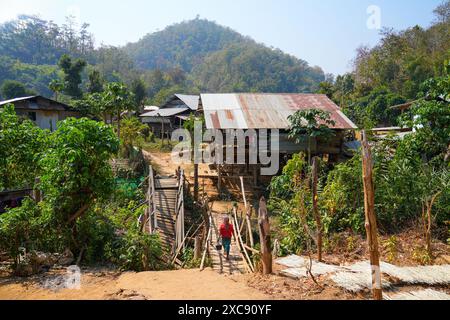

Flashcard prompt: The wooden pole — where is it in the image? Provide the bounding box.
[217,165,222,195]
[200,215,212,271]
[361,131,382,300]
[194,163,199,202]
[231,213,254,273]
[194,235,202,260]
[117,110,121,139]
[161,118,165,145]
[252,165,258,187]
[239,176,254,248]
[258,197,272,274]
[312,157,323,262]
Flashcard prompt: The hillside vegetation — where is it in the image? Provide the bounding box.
[0,17,324,103]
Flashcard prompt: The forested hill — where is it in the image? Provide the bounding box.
[123,18,326,92]
[0,16,325,100]
[124,19,248,72]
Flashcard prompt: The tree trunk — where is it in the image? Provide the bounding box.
[68,203,90,224]
[258,197,272,275]
[117,111,121,139]
[424,192,441,258]
[308,136,312,164]
[312,157,323,262]
[361,131,382,300]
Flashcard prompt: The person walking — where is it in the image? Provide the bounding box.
[219,216,235,261]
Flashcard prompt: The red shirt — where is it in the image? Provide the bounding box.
[219,223,234,239]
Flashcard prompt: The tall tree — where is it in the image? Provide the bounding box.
[58,54,87,99]
[48,79,64,101]
[87,69,104,94]
[0,80,34,99]
[102,82,135,138]
[131,78,147,108]
[288,109,336,164]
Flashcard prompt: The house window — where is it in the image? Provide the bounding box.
[28,112,37,121]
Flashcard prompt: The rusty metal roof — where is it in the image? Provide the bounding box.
[201,93,357,130]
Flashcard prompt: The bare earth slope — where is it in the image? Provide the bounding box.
[0,268,270,300]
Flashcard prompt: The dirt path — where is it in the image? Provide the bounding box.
[0,268,270,300]
[143,150,193,177]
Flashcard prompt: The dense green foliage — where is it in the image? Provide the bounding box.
[0,15,94,65]
[191,42,324,92]
[288,109,336,163]
[0,112,164,271]
[319,3,449,127]
[39,118,119,225]
[125,18,246,72]
[398,72,450,163]
[270,72,449,255]
[0,104,48,190]
[0,80,35,99]
[119,117,148,157]
[58,54,87,98]
[0,55,60,98]
[0,16,324,104]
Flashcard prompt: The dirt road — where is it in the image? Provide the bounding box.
[0,268,270,300]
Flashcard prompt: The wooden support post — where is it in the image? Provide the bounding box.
[361,131,383,301]
[217,165,222,195]
[252,165,258,187]
[312,157,323,262]
[200,215,212,271]
[194,235,202,260]
[161,118,165,145]
[194,163,199,202]
[258,197,272,275]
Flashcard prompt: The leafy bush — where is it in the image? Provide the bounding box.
[268,153,314,254]
[0,104,48,191]
[0,198,41,264]
[119,117,148,157]
[108,230,163,271]
[39,117,119,227]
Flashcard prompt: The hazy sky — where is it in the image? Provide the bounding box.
[0,0,444,75]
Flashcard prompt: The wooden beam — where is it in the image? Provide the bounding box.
[217,165,222,195]
[312,157,323,262]
[200,214,212,271]
[231,215,253,273]
[361,131,382,300]
[194,235,202,260]
[258,197,272,274]
[194,163,199,202]
[233,208,255,272]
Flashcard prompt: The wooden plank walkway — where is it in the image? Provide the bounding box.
[154,177,179,253]
[209,213,245,275]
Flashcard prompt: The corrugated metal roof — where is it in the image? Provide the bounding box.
[140,107,189,118]
[0,95,72,111]
[175,94,199,111]
[0,96,37,106]
[201,93,357,130]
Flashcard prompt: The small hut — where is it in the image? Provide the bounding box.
[198,93,358,186]
[0,96,80,131]
[140,94,199,139]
